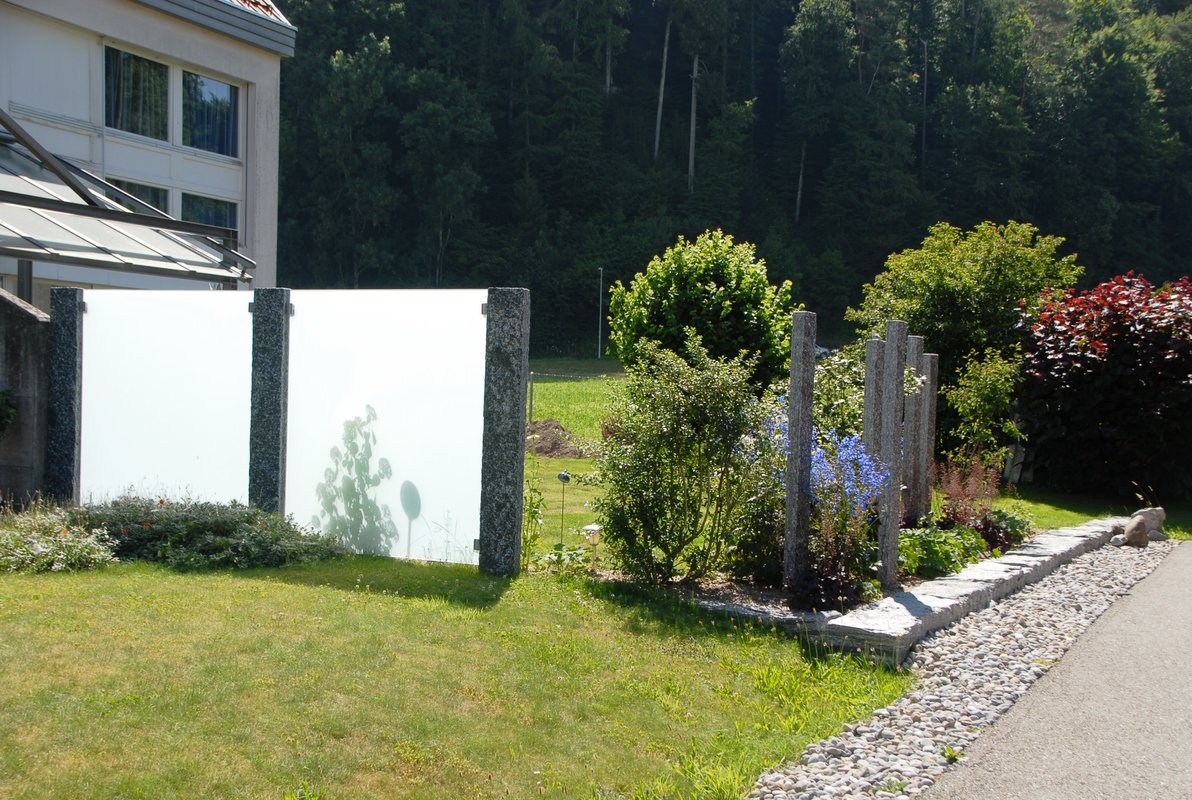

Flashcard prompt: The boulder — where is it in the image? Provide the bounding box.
[1120,515,1150,548]
[1131,506,1166,535]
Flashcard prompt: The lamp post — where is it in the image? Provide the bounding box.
[597,267,603,359]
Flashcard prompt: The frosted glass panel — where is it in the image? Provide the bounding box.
[79,291,252,502]
[286,290,488,564]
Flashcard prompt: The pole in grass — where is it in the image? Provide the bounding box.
[557,471,571,546]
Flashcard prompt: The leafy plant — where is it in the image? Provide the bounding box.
[0,502,117,573]
[898,525,987,579]
[810,342,867,440]
[314,405,399,553]
[521,455,545,571]
[283,782,326,800]
[535,542,593,577]
[1019,273,1192,499]
[944,347,1024,466]
[942,745,964,764]
[596,337,774,583]
[607,230,797,390]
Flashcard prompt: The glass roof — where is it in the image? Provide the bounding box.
[0,139,252,285]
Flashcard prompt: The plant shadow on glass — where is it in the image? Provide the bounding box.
[314,405,401,555]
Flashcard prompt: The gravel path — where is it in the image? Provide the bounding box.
[749,540,1178,800]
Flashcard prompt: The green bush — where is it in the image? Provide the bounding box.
[848,220,1082,452]
[69,496,346,571]
[607,229,796,390]
[898,525,987,579]
[944,347,1024,465]
[596,337,777,583]
[0,504,117,573]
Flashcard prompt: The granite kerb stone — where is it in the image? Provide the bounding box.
[694,517,1128,666]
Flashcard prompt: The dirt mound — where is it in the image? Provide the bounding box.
[526,419,588,458]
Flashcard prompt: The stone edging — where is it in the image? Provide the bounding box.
[695,517,1130,664]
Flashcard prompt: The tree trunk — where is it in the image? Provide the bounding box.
[688,52,698,191]
[654,16,672,162]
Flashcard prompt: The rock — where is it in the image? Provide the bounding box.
[1120,515,1151,547]
[1131,507,1166,533]
[1148,529,1169,542]
[1110,534,1128,547]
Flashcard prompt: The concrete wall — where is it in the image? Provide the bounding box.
[0,0,283,294]
[0,288,49,504]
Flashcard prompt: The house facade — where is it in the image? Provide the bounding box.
[0,0,294,307]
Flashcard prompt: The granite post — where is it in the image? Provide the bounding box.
[919,352,939,512]
[903,335,925,525]
[44,288,84,503]
[862,336,884,458]
[783,310,817,594]
[878,320,907,592]
[479,288,531,576]
[248,288,291,513]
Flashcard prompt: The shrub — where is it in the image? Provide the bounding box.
[1019,273,1192,499]
[607,229,796,390]
[0,503,117,573]
[596,337,775,583]
[69,496,346,571]
[944,347,1024,466]
[898,525,987,578]
[847,220,1082,451]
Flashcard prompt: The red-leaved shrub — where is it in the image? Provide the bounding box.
[1019,273,1192,499]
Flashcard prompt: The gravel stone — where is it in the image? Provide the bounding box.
[749,540,1175,800]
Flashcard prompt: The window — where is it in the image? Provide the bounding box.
[183,71,239,157]
[104,48,241,159]
[182,193,237,232]
[104,47,168,141]
[106,179,168,214]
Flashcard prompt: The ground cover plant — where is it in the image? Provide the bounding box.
[68,496,346,571]
[0,557,910,799]
[0,502,117,573]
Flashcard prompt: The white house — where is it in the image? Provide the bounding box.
[0,0,294,308]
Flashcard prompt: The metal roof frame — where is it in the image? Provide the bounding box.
[0,106,254,287]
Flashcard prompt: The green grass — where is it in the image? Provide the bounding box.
[0,560,910,799]
[528,359,622,444]
[998,485,1191,540]
[526,455,603,553]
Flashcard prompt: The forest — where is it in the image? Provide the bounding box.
[274,0,1192,353]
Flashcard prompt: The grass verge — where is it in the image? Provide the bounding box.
[998,485,1191,540]
[0,560,909,799]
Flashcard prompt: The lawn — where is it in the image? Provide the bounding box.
[998,485,1191,540]
[528,358,623,444]
[0,559,909,800]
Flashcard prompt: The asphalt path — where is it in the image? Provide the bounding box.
[921,542,1191,800]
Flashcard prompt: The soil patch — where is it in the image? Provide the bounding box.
[526,418,589,458]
